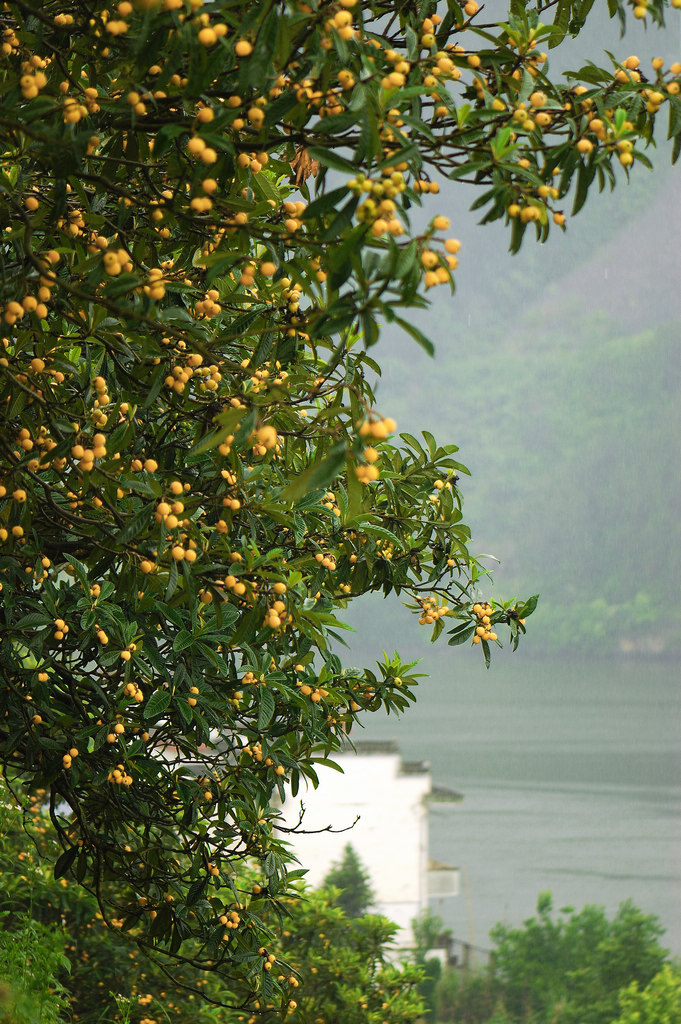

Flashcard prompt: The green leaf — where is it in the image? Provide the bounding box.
[578,0,598,25]
[672,132,681,165]
[346,456,363,521]
[668,96,681,139]
[509,214,528,254]
[165,559,179,601]
[75,849,88,883]
[65,554,90,589]
[149,902,173,938]
[173,629,195,652]
[257,687,275,730]
[305,147,357,175]
[251,330,275,368]
[54,846,78,880]
[281,443,347,502]
[303,187,349,221]
[481,638,492,669]
[321,195,359,242]
[38,736,66,750]
[244,6,279,88]
[358,106,381,162]
[448,625,476,646]
[399,432,428,461]
[152,124,185,160]
[550,0,571,46]
[203,604,239,629]
[116,504,153,546]
[430,617,445,643]
[393,316,435,356]
[308,757,343,772]
[327,223,366,288]
[143,690,172,719]
[572,159,596,216]
[186,876,208,906]
[394,240,418,279]
[421,430,437,459]
[358,522,401,546]
[115,476,161,498]
[13,612,53,629]
[250,172,281,205]
[517,594,540,618]
[404,23,418,61]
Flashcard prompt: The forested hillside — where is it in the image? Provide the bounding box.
[353,167,681,655]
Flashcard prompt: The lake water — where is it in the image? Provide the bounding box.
[354,652,681,955]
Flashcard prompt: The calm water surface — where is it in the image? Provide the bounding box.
[357,654,681,953]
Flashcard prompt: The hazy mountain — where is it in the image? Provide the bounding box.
[347,139,681,656]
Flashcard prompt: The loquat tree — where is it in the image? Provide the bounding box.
[0,781,424,1024]
[0,0,678,1016]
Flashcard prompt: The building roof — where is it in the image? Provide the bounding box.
[345,741,430,774]
[348,740,400,755]
[400,759,430,775]
[428,858,459,872]
[428,784,464,803]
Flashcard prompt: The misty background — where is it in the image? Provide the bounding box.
[327,4,681,953]
[339,3,681,655]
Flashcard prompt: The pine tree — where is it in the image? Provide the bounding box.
[323,843,375,919]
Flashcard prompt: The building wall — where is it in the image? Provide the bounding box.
[275,748,432,940]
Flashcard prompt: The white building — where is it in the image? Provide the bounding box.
[274,740,460,946]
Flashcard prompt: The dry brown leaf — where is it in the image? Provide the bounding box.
[290,147,320,185]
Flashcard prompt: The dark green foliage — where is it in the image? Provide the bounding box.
[435,968,502,1024]
[490,894,667,1024]
[322,843,375,918]
[0,915,70,1024]
[613,964,681,1024]
[410,909,450,1021]
[411,908,450,963]
[432,893,669,1024]
[0,783,424,1024]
